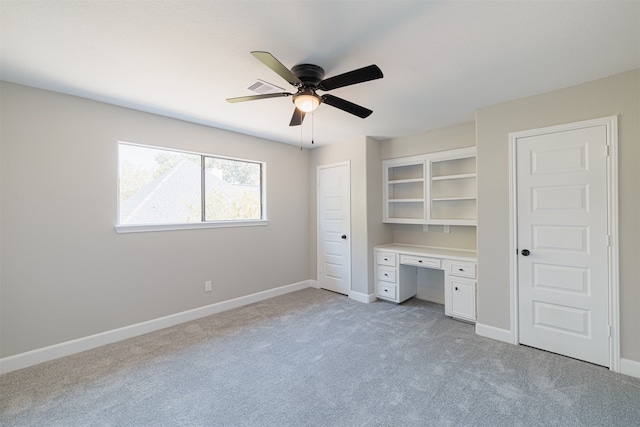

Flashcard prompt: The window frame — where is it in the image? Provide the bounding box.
[115,142,268,234]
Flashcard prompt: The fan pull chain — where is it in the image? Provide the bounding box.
[300,121,303,151]
[311,111,315,145]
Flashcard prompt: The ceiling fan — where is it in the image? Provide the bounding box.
[226,51,383,126]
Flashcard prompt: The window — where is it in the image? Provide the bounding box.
[117,142,266,232]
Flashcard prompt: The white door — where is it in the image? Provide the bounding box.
[317,162,351,295]
[516,123,610,366]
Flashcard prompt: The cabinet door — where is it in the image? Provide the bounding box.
[448,277,476,321]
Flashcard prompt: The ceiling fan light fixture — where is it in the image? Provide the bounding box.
[293,92,320,113]
[228,52,383,126]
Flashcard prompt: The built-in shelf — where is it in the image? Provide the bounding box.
[388,178,424,184]
[383,147,477,226]
[432,196,476,202]
[431,172,476,181]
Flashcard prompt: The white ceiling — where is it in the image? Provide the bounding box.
[1,1,639,148]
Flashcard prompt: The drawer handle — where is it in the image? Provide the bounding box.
[384,289,388,292]
[455,287,459,291]
[384,273,388,277]
[384,258,388,261]
[418,260,422,263]
[459,268,464,271]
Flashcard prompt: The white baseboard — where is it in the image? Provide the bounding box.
[349,290,376,303]
[475,322,516,344]
[0,280,314,375]
[620,358,640,379]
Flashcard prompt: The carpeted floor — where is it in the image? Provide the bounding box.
[1,288,639,426]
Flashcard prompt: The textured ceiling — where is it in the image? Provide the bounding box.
[1,1,639,147]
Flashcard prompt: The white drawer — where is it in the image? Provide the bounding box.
[377,283,397,300]
[400,254,441,269]
[376,252,397,267]
[448,261,476,279]
[377,266,397,283]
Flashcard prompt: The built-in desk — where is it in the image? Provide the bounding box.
[374,244,478,322]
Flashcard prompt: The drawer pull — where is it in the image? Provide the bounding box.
[455,287,459,291]
[384,258,388,261]
[384,273,388,277]
[418,260,422,263]
[459,268,464,271]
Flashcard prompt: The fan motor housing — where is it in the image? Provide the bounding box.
[291,64,325,87]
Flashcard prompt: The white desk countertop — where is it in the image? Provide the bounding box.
[374,244,477,262]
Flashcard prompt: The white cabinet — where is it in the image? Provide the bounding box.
[374,245,477,323]
[444,260,477,322]
[374,250,417,303]
[375,251,399,302]
[383,147,476,226]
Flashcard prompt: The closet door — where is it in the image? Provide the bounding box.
[516,123,610,367]
[317,162,351,295]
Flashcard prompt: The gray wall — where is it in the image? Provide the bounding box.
[380,122,477,250]
[476,69,640,363]
[0,82,310,358]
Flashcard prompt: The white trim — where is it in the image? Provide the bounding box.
[508,130,520,346]
[316,161,352,295]
[476,323,515,344]
[115,220,268,234]
[620,358,640,379]
[349,290,377,303]
[508,116,620,372]
[0,280,314,375]
[605,117,620,372]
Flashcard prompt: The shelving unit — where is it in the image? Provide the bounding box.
[427,147,477,226]
[383,156,425,223]
[382,147,477,226]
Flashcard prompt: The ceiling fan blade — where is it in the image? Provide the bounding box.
[319,65,383,91]
[321,94,373,118]
[251,51,303,87]
[226,92,291,103]
[289,108,306,126]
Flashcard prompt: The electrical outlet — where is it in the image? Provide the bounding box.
[204,280,212,292]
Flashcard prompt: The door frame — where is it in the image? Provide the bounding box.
[317,160,351,295]
[508,116,620,372]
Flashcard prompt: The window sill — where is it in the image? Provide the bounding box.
[115,220,269,234]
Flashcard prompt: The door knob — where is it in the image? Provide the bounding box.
[341,235,347,240]
[521,249,530,256]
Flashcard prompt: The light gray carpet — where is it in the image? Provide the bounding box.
[1,288,639,426]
